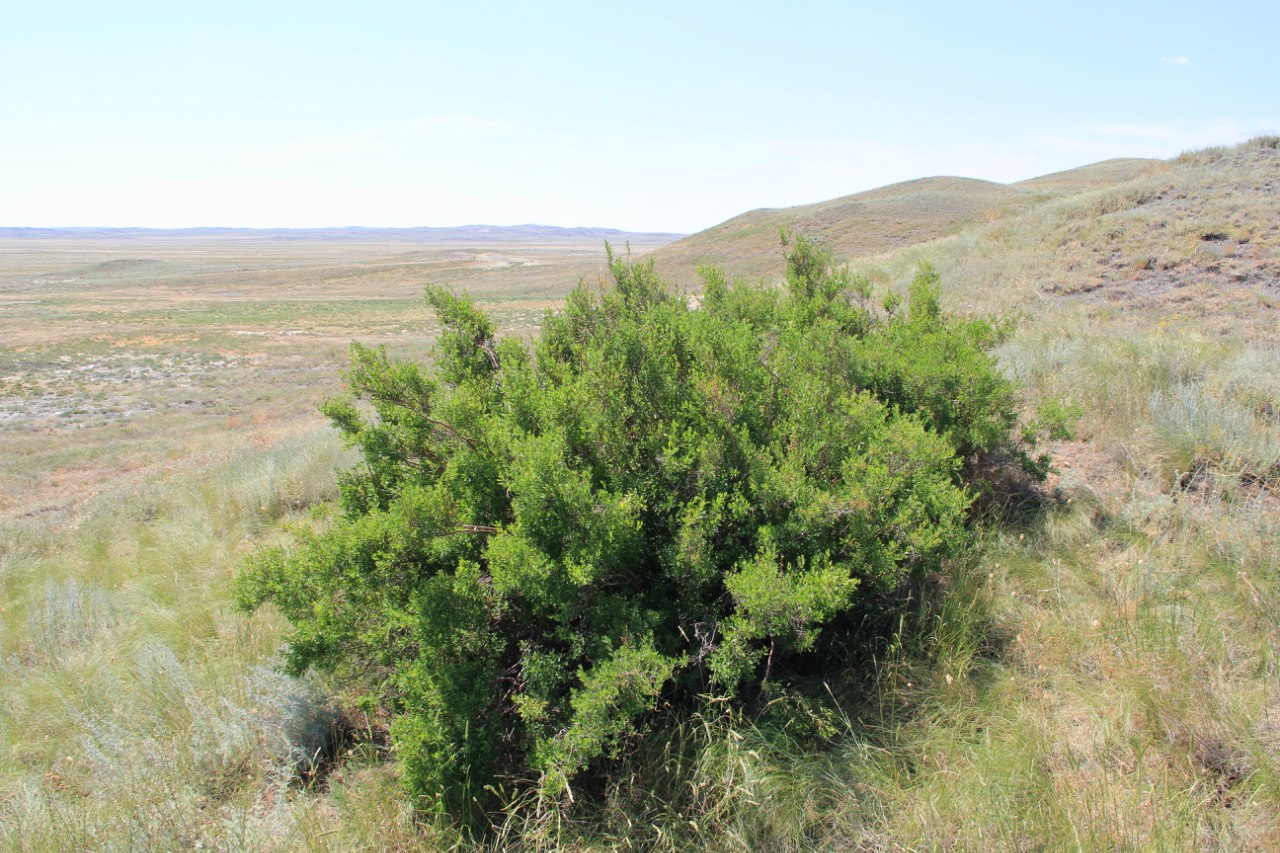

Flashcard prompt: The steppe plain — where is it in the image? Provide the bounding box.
[2,139,1280,850]
[0,232,675,525]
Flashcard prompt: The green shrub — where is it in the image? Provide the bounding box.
[237,234,1030,824]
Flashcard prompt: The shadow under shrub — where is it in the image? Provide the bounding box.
[237,233,1042,829]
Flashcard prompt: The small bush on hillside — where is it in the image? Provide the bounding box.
[237,234,1034,825]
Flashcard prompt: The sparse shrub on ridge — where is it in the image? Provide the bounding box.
[236,232,1038,826]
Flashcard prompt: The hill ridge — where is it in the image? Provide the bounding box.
[648,157,1164,285]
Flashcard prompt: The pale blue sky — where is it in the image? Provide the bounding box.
[2,1,1276,232]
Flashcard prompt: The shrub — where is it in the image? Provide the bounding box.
[237,234,1029,824]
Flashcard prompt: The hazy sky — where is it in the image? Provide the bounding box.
[3,0,1276,232]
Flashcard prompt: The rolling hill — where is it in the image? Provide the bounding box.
[647,157,1162,286]
[1013,156,1165,194]
[842,139,1280,336]
[634,137,1280,849]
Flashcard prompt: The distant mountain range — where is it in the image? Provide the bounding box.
[0,224,687,243]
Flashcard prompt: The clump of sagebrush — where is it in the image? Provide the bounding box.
[237,233,1041,825]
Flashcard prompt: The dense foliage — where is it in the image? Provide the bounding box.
[237,234,1029,822]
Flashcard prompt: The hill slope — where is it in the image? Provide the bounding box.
[851,139,1280,338]
[637,137,1280,849]
[1013,156,1163,194]
[648,157,1162,286]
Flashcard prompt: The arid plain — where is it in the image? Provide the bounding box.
[0,233,677,526]
[2,140,1279,850]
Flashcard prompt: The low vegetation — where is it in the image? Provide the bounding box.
[0,423,353,849]
[0,234,624,525]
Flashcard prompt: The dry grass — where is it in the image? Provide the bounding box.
[0,422,347,849]
[649,176,1035,289]
[649,158,1161,290]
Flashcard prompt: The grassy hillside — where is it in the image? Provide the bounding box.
[859,140,1280,334]
[791,136,1280,850]
[647,158,1161,288]
[1014,157,1165,194]
[1,139,1277,850]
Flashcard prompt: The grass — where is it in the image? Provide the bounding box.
[649,176,1036,289]
[0,422,348,850]
[649,161,1163,290]
[1,139,1278,849]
